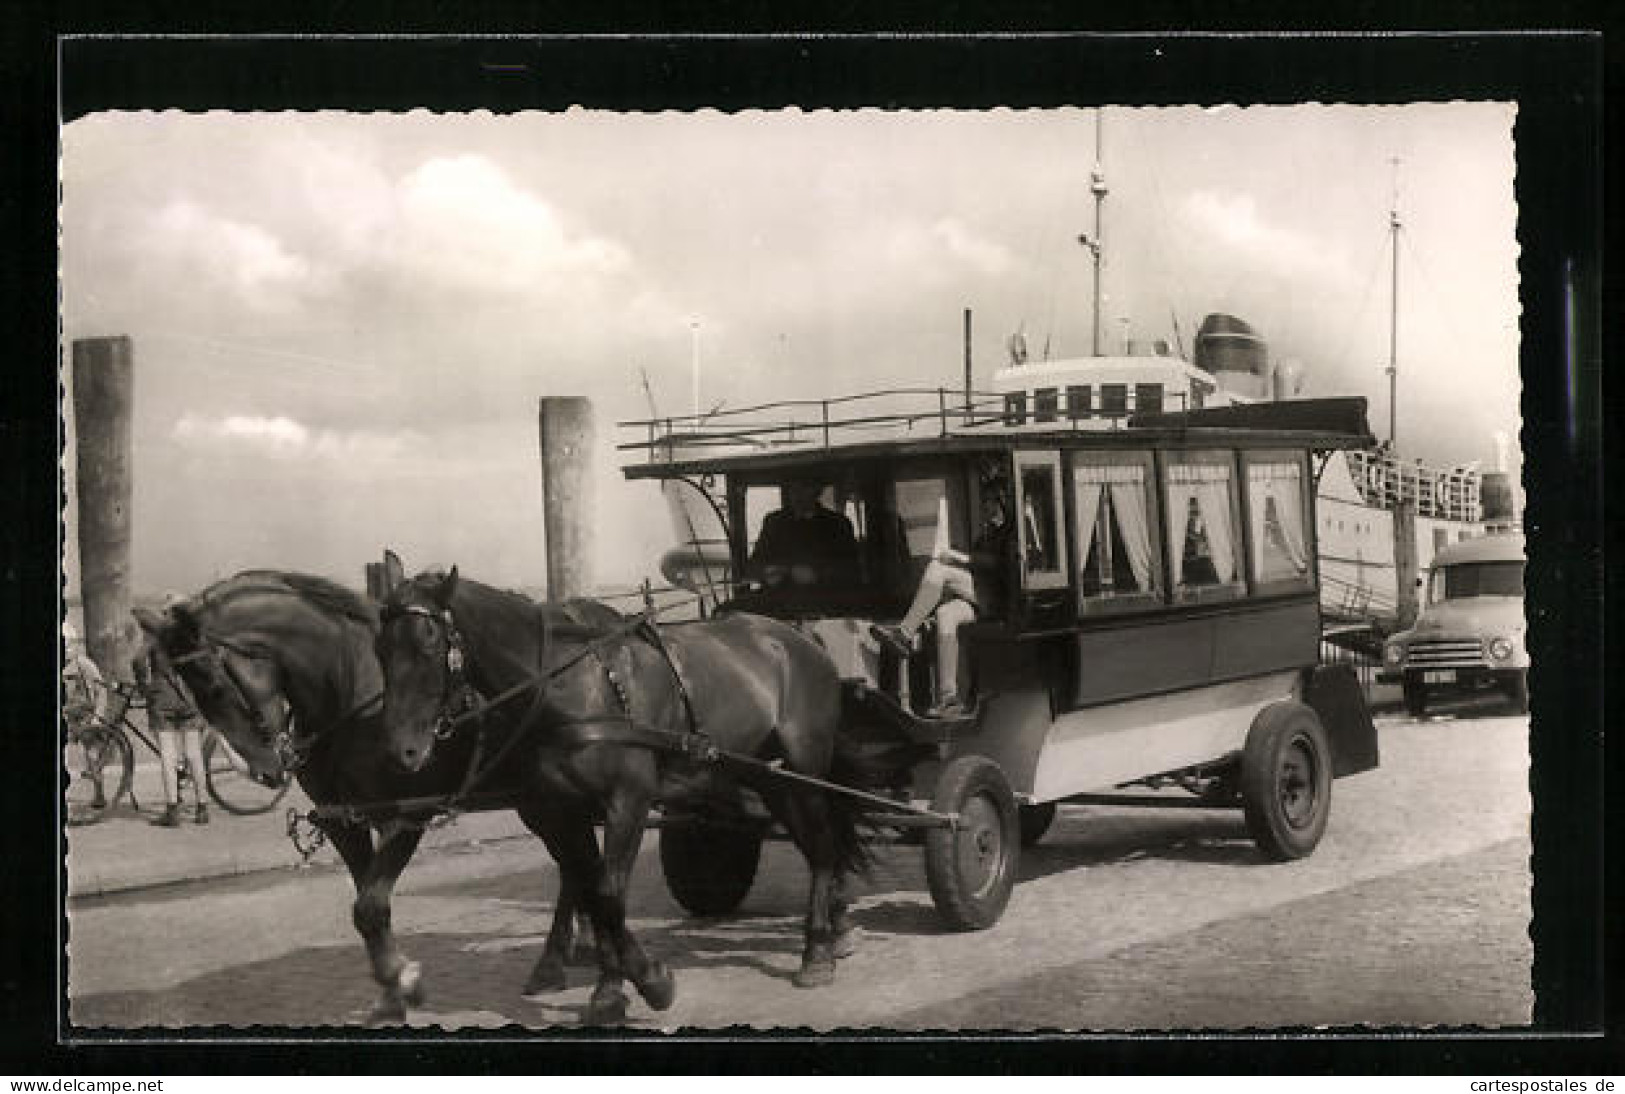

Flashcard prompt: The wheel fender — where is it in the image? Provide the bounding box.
[1296,663,1380,777]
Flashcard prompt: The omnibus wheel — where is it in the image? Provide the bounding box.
[66,722,133,826]
[1018,801,1057,848]
[659,818,763,917]
[203,730,293,815]
[925,755,1019,930]
[1240,702,1333,861]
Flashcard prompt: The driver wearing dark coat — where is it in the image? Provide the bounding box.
[748,480,860,589]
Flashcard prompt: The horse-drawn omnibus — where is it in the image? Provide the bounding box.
[623,391,1381,929]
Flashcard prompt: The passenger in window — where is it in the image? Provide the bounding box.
[871,475,1013,717]
[1179,495,1221,586]
[747,479,860,589]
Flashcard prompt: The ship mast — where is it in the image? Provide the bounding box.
[1386,156,1402,448]
[1078,108,1108,357]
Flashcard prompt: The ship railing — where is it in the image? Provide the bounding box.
[618,386,1186,459]
[1345,447,1483,524]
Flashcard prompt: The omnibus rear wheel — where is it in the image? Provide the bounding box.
[925,755,1019,930]
[1240,702,1332,861]
[659,818,763,917]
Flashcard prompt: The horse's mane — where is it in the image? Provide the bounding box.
[412,572,624,644]
[199,569,378,629]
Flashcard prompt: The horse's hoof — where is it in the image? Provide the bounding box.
[792,958,836,990]
[367,995,408,1026]
[522,955,569,997]
[396,960,425,1008]
[583,985,629,1026]
[635,961,677,1011]
[833,926,862,960]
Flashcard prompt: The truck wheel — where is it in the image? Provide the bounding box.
[1240,702,1333,862]
[659,819,762,917]
[1018,802,1057,847]
[1504,672,1529,715]
[925,755,1019,930]
[1402,678,1428,718]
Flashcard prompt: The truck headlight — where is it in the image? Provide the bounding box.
[1384,642,1404,666]
[1489,636,1515,661]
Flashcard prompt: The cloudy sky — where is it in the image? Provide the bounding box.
[60,103,1520,595]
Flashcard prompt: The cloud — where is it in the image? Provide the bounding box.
[388,154,632,297]
[882,215,1020,280]
[1181,190,1356,286]
[172,413,415,464]
[145,202,327,313]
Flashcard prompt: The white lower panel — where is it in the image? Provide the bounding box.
[1030,670,1299,802]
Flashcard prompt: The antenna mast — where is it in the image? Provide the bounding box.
[1386,157,1402,449]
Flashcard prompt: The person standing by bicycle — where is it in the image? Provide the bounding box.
[133,599,210,827]
[62,619,106,729]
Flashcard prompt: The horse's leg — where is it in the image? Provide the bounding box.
[327,820,428,1022]
[760,785,840,989]
[831,871,860,960]
[520,800,629,1021]
[595,775,674,1016]
[516,805,587,996]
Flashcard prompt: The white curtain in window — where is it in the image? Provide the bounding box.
[1249,463,1309,577]
[1073,481,1103,578]
[1195,480,1237,582]
[1165,481,1198,587]
[1109,481,1154,590]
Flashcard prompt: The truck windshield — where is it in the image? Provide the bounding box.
[1431,560,1524,603]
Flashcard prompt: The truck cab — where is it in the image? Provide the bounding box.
[1380,533,1527,716]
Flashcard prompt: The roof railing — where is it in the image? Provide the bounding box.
[617,385,1180,459]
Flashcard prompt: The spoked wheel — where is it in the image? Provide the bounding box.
[925,755,1019,930]
[65,722,133,826]
[659,817,764,917]
[1240,702,1332,861]
[203,731,292,815]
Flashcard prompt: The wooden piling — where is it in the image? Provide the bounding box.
[538,397,596,602]
[71,336,136,679]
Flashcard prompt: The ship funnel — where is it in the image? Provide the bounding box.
[1195,313,1272,400]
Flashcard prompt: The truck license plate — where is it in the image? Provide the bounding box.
[1424,670,1456,684]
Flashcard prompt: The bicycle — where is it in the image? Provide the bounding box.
[64,680,292,826]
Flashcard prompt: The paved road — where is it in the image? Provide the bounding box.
[65,703,1531,1032]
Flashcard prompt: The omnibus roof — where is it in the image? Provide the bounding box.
[622,396,1375,481]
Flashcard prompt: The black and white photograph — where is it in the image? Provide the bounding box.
[48,36,1600,1044]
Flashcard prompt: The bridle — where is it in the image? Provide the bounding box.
[378,595,710,768]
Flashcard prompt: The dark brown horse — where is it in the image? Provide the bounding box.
[375,554,872,1024]
[148,570,594,1022]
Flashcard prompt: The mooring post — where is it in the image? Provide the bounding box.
[71,336,137,680]
[538,397,596,602]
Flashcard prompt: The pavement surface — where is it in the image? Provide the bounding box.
[65,684,1408,898]
[65,758,530,899]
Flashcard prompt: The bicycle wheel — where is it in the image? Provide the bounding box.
[203,730,292,815]
[65,722,133,826]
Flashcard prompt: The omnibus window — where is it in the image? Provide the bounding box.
[1165,456,1243,600]
[1246,460,1311,587]
[1073,457,1160,605]
[1015,453,1066,589]
[894,477,949,558]
[1429,560,1524,603]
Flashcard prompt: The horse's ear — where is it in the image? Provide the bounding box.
[167,602,203,648]
[433,566,459,609]
[382,549,405,593]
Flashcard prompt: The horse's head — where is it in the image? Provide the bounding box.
[140,597,291,784]
[376,553,465,773]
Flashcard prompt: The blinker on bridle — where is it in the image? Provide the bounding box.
[383,602,477,739]
[172,638,282,751]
